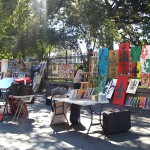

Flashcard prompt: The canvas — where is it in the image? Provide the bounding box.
[131,46,142,62]
[103,79,117,99]
[108,50,118,78]
[112,76,129,105]
[118,43,130,75]
[126,79,140,94]
[98,48,109,76]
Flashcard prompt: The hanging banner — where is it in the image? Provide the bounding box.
[98,48,109,75]
[137,61,141,79]
[131,46,142,62]
[112,76,128,105]
[130,62,136,78]
[108,50,118,78]
[103,79,117,99]
[118,43,130,75]
[141,45,150,59]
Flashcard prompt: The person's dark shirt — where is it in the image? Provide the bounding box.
[29,67,40,81]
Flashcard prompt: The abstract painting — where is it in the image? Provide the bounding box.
[141,45,150,59]
[131,46,142,62]
[103,79,117,99]
[92,75,108,95]
[108,50,118,78]
[98,48,109,75]
[112,76,129,105]
[118,43,130,75]
[126,79,140,94]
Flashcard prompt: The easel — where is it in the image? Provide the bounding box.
[78,82,91,99]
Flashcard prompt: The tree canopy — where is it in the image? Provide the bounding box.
[0,0,149,59]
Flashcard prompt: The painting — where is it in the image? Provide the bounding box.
[98,48,109,75]
[126,79,140,94]
[108,50,118,78]
[58,64,74,79]
[141,73,150,87]
[112,76,129,105]
[103,79,117,99]
[141,45,150,59]
[131,46,142,62]
[137,61,141,79]
[141,59,150,73]
[92,75,108,95]
[118,43,130,75]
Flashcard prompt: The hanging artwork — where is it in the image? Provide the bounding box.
[98,48,109,75]
[141,45,150,59]
[141,59,150,73]
[103,79,117,99]
[131,46,142,62]
[108,50,118,78]
[141,73,150,87]
[126,79,140,94]
[130,62,137,78]
[112,76,129,105]
[137,61,141,79]
[39,61,47,75]
[118,43,130,75]
[92,75,108,95]
[58,64,74,79]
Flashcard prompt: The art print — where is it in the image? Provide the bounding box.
[103,79,117,99]
[131,46,142,62]
[126,79,140,94]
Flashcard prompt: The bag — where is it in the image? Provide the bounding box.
[9,82,34,96]
[103,109,131,135]
[14,77,32,84]
[70,104,81,124]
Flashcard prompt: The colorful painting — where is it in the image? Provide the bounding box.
[139,96,147,108]
[58,64,74,79]
[137,61,141,79]
[141,45,150,59]
[112,76,129,105]
[118,43,130,75]
[131,46,142,62]
[145,98,150,109]
[98,48,109,75]
[108,50,118,78]
[103,79,117,99]
[126,79,140,94]
[141,73,150,87]
[141,59,150,73]
[92,75,108,95]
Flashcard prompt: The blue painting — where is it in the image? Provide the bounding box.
[98,48,109,75]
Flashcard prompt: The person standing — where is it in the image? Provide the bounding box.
[29,66,40,85]
[70,65,84,124]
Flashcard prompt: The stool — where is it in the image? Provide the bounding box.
[78,82,91,99]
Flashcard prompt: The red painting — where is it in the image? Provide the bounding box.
[112,76,129,105]
[118,43,130,75]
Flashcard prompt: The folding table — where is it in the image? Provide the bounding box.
[9,95,34,122]
[47,97,109,138]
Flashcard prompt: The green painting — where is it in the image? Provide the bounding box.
[131,46,142,62]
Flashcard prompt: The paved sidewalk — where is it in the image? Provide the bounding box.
[0,94,150,150]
